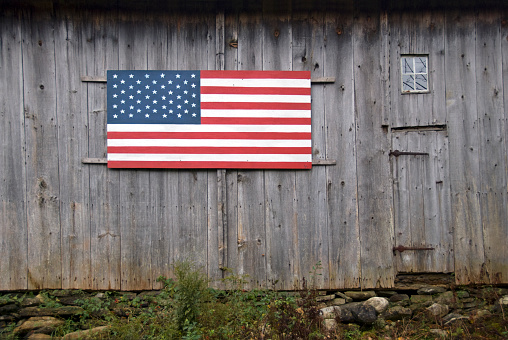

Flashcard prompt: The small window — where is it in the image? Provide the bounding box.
[401,55,428,93]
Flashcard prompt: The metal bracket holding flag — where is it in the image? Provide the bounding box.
[81,71,337,168]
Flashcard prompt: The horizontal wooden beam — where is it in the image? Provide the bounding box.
[81,76,107,82]
[311,77,335,83]
[81,157,108,164]
[81,76,336,83]
[82,158,336,166]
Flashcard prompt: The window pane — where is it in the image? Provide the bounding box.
[414,57,427,73]
[402,74,415,92]
[415,74,428,91]
[401,57,413,74]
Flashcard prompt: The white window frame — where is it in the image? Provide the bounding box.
[400,55,429,94]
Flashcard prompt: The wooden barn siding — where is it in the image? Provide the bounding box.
[1,7,507,291]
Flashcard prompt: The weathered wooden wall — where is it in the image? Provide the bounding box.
[1,4,507,291]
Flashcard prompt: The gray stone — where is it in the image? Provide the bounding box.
[62,326,110,339]
[417,286,446,295]
[316,294,336,302]
[389,294,409,302]
[344,291,376,300]
[426,303,449,317]
[323,319,337,331]
[494,295,508,313]
[375,290,398,298]
[349,304,378,324]
[19,306,84,318]
[330,298,346,305]
[334,304,356,323]
[411,295,433,304]
[28,334,55,339]
[456,290,470,299]
[21,298,42,308]
[443,313,469,325]
[0,304,20,315]
[13,317,65,337]
[382,306,412,321]
[363,297,389,314]
[319,306,339,319]
[435,291,454,305]
[334,291,353,303]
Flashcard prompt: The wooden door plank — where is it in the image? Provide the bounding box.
[0,9,28,290]
[324,12,361,289]
[54,9,92,289]
[85,9,122,290]
[22,9,63,289]
[444,10,485,284]
[353,12,395,288]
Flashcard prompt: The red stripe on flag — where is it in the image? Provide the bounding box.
[107,131,312,140]
[201,117,311,125]
[108,146,312,154]
[200,70,311,79]
[201,102,311,110]
[200,86,311,95]
[108,160,312,169]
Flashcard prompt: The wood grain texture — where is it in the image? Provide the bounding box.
[476,11,507,284]
[146,12,178,289]
[234,12,267,288]
[389,11,446,127]
[353,12,395,288]
[85,9,122,290]
[22,9,63,289]
[117,11,153,290]
[324,12,361,289]
[444,10,485,285]
[54,10,92,289]
[391,131,453,273]
[292,11,329,289]
[0,9,28,290]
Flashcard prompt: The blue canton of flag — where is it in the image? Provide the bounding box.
[107,70,201,124]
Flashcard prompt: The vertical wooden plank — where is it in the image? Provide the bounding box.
[117,11,152,290]
[391,132,412,271]
[476,11,507,284]
[210,10,226,287]
[22,9,62,289]
[234,12,267,288]
[85,8,122,290]
[427,131,453,272]
[224,12,239,286]
[445,10,485,284]
[146,12,178,289]
[500,9,508,285]
[354,12,395,288]
[324,12,360,289]
[292,12,329,289]
[390,10,446,127]
[173,13,211,271]
[0,9,28,290]
[54,10,91,289]
[262,12,298,290]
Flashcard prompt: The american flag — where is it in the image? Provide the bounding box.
[107,70,312,169]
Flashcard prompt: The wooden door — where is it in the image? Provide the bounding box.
[391,130,454,273]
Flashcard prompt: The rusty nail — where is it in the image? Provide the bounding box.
[274,29,280,37]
